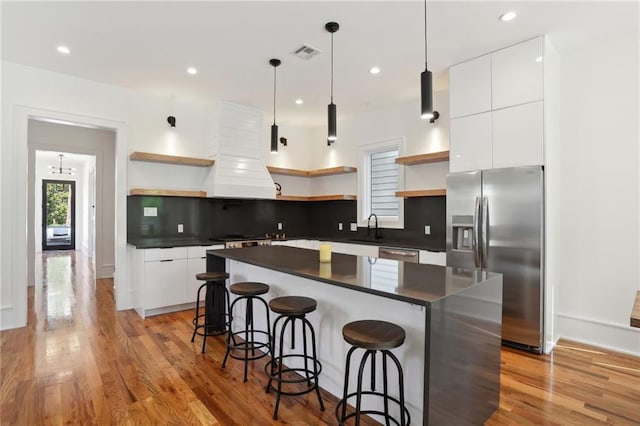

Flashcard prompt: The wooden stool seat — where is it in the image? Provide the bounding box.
[269,296,317,315]
[342,320,406,350]
[196,271,229,282]
[229,282,269,296]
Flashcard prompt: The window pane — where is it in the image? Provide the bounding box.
[370,149,399,218]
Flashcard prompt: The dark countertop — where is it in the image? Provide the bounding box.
[207,246,498,306]
[127,237,223,248]
[127,235,445,251]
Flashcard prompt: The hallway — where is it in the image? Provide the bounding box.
[1,251,639,424]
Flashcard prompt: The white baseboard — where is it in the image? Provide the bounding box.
[557,312,640,356]
[0,306,15,331]
[97,263,114,279]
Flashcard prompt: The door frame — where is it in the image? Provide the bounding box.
[42,179,76,251]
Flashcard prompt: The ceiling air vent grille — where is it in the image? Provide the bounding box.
[292,45,321,61]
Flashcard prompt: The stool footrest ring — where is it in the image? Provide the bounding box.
[335,391,411,426]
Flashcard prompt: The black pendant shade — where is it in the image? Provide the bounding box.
[421,69,434,120]
[326,21,339,145]
[269,58,281,153]
[328,103,337,144]
[271,124,278,153]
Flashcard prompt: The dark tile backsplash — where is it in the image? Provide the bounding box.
[128,195,446,249]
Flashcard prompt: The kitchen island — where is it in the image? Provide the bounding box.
[207,246,502,425]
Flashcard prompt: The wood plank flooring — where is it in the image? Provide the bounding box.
[1,251,639,425]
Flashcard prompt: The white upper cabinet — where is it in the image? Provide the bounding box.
[449,55,492,119]
[492,37,544,110]
[450,113,493,172]
[449,36,546,172]
[492,101,543,169]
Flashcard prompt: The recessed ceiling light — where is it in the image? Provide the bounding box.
[499,11,517,22]
[295,99,303,105]
[535,56,543,63]
[187,67,198,75]
[370,67,381,75]
[57,45,71,55]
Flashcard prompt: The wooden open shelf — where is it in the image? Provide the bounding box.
[631,291,640,328]
[395,151,450,165]
[276,194,357,202]
[267,165,357,177]
[396,189,446,198]
[267,166,308,177]
[129,151,215,167]
[129,188,207,198]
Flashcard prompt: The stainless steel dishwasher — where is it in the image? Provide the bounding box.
[377,247,419,263]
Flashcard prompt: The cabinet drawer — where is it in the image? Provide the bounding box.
[187,245,224,259]
[144,247,188,262]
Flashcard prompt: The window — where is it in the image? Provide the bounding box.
[358,138,405,229]
[370,149,400,218]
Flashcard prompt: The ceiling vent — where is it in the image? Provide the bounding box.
[292,44,321,60]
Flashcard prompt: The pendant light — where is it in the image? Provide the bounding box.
[326,22,339,145]
[49,154,75,175]
[270,58,281,153]
[420,0,434,120]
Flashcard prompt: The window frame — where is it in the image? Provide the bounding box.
[357,137,405,229]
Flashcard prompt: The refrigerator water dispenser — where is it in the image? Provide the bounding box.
[452,215,474,251]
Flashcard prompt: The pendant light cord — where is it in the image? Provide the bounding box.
[330,32,334,103]
[424,0,428,68]
[273,65,277,125]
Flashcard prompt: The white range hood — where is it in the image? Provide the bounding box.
[204,101,276,199]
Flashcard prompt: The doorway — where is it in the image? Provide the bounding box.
[42,179,76,251]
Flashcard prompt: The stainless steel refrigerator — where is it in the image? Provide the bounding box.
[446,166,544,353]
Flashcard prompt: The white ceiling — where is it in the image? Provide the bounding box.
[2,1,638,126]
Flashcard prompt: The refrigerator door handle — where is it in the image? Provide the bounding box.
[481,196,489,269]
[473,196,481,268]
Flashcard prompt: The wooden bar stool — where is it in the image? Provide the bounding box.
[222,282,271,382]
[336,320,410,426]
[190,271,230,353]
[265,296,325,420]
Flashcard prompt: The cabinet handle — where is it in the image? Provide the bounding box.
[160,259,174,262]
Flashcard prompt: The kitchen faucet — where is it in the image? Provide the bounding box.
[367,213,382,239]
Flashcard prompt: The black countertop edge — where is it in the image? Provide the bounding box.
[127,238,224,249]
[127,236,445,252]
[209,248,433,306]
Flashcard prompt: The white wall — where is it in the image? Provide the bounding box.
[277,91,451,198]
[29,123,113,282]
[0,61,214,330]
[553,32,639,354]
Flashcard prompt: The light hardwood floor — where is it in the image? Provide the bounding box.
[1,251,639,425]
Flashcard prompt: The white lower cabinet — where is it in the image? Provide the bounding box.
[419,250,446,266]
[131,244,223,317]
[144,258,188,309]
